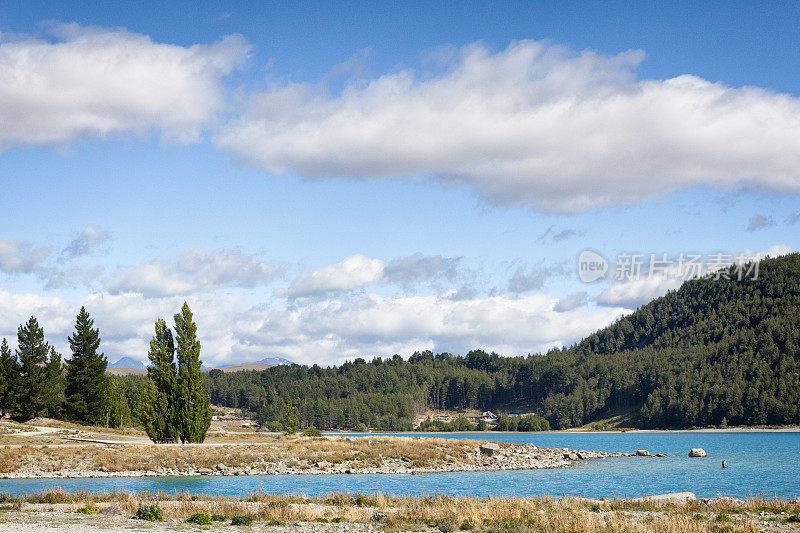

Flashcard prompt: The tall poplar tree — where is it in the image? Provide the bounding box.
[175,303,211,443]
[14,317,52,420]
[64,307,110,425]
[141,319,178,442]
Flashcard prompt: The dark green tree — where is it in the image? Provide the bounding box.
[283,397,297,435]
[14,317,54,420]
[42,347,64,418]
[64,307,110,425]
[174,303,211,443]
[0,339,16,417]
[106,376,132,428]
[141,318,178,442]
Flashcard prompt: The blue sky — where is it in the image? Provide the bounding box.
[1,2,798,366]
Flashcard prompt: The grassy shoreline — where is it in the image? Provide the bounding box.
[1,489,799,532]
[0,434,624,479]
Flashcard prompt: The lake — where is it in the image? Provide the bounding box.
[0,431,797,499]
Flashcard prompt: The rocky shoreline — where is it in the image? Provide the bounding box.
[0,441,629,479]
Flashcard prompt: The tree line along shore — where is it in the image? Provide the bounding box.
[1,254,799,435]
[0,304,212,443]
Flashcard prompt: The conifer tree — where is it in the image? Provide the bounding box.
[0,339,16,417]
[64,307,109,425]
[42,347,64,419]
[14,317,52,420]
[141,319,178,442]
[107,376,132,428]
[283,397,297,435]
[174,303,211,443]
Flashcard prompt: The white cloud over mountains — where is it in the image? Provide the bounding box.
[0,24,248,149]
[0,286,625,367]
[216,40,800,212]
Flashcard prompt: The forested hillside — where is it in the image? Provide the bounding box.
[197,254,800,430]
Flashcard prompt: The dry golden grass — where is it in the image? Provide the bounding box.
[0,435,485,474]
[5,490,796,532]
[22,418,144,436]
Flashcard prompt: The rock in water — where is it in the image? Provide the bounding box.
[636,450,650,456]
[688,448,707,457]
[479,443,500,456]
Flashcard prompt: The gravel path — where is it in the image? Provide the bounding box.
[0,512,409,532]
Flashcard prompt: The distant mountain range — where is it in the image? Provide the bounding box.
[107,356,294,376]
[107,356,145,369]
[258,356,294,366]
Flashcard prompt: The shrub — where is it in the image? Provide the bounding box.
[302,428,322,437]
[186,513,212,525]
[354,422,368,432]
[211,514,226,521]
[436,518,458,532]
[232,514,255,525]
[76,505,97,514]
[134,504,163,521]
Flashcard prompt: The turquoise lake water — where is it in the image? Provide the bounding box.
[0,431,797,499]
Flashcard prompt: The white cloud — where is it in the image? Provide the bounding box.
[536,226,579,245]
[0,286,71,348]
[596,245,794,308]
[215,292,626,365]
[383,253,459,285]
[747,214,776,232]
[0,23,249,149]
[216,40,800,212]
[0,285,625,368]
[288,254,386,298]
[751,244,793,259]
[596,275,681,309]
[554,292,588,312]
[105,248,279,297]
[507,267,550,293]
[0,239,49,273]
[287,253,462,299]
[45,265,104,290]
[61,225,108,259]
